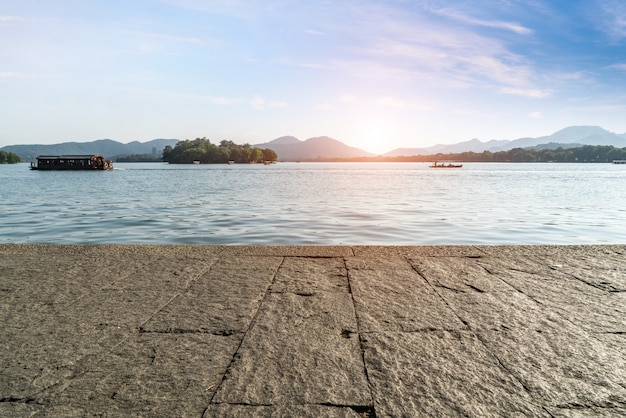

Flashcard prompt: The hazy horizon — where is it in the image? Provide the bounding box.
[3,1,626,154]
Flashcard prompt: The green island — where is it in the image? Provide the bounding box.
[163,137,277,164]
[0,151,20,164]
[314,145,626,163]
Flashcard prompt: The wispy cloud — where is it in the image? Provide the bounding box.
[528,111,542,119]
[429,7,533,35]
[250,95,287,110]
[0,15,26,22]
[595,0,626,41]
[0,72,24,78]
[500,87,552,98]
[304,29,326,36]
[607,63,626,71]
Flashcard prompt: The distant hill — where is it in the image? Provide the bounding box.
[385,138,510,156]
[1,138,179,161]
[254,136,373,160]
[385,126,626,156]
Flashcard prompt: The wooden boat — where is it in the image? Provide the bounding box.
[430,161,463,168]
[30,154,113,170]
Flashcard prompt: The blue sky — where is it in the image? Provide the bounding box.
[2,0,626,154]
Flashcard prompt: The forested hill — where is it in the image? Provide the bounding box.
[163,138,277,164]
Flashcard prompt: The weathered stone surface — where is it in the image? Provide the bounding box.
[203,404,366,417]
[434,278,626,408]
[475,327,626,408]
[534,250,626,292]
[347,256,466,332]
[1,322,128,399]
[2,244,626,416]
[362,330,548,417]
[213,292,370,406]
[410,255,517,293]
[219,246,354,257]
[42,333,239,417]
[545,406,626,417]
[270,256,348,294]
[352,245,485,257]
[486,268,626,333]
[142,256,282,333]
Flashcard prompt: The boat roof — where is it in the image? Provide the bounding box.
[36,154,103,159]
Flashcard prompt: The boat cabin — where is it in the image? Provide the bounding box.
[30,155,113,170]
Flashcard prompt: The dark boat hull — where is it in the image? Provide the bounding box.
[30,154,113,170]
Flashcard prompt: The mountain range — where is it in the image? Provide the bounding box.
[383,126,626,157]
[3,126,626,162]
[1,138,179,161]
[253,136,374,160]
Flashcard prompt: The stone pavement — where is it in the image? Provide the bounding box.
[1,244,625,417]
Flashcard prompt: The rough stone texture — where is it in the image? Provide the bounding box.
[2,244,626,417]
[346,255,466,332]
[213,260,371,406]
[203,404,366,417]
[142,256,282,334]
[362,331,548,417]
[43,333,240,417]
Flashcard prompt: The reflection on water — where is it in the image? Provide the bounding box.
[1,162,625,245]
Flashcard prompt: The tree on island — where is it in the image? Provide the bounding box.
[0,151,20,164]
[163,137,277,164]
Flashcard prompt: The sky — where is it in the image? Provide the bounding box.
[2,0,626,154]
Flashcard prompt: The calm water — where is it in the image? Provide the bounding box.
[2,162,626,245]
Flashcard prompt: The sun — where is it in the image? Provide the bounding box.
[359,118,396,155]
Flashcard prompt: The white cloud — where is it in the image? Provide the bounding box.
[429,7,533,35]
[250,95,287,109]
[0,15,24,22]
[607,63,626,71]
[595,0,626,41]
[0,72,24,78]
[500,87,551,98]
[528,111,542,119]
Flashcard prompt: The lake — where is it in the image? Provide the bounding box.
[1,162,625,245]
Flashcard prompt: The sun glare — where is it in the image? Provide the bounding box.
[360,119,396,155]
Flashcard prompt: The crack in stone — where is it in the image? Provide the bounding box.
[343,257,378,418]
[435,283,465,293]
[138,327,239,336]
[0,397,38,404]
[466,284,486,293]
[409,258,537,399]
[319,402,377,417]
[206,257,286,406]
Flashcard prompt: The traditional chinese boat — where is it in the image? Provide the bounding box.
[30,154,113,170]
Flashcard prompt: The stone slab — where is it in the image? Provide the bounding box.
[346,256,466,332]
[213,292,370,406]
[409,255,518,293]
[43,333,240,416]
[362,330,548,417]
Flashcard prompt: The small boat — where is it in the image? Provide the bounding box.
[228,160,235,165]
[30,154,113,170]
[430,161,463,168]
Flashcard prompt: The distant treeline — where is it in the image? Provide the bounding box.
[163,137,278,164]
[320,145,626,163]
[0,151,20,164]
[115,154,163,162]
